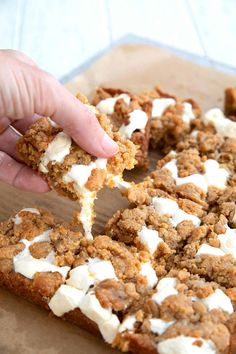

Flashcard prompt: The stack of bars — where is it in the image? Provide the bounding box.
[1,86,236,354]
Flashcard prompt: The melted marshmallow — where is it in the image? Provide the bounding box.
[157,336,216,354]
[137,226,163,254]
[63,158,107,239]
[119,109,148,139]
[39,132,71,173]
[96,94,131,114]
[182,102,195,124]
[151,99,195,124]
[218,225,236,260]
[66,257,117,293]
[119,315,136,333]
[47,118,59,128]
[106,174,131,189]
[196,225,236,261]
[13,230,70,279]
[140,261,158,288]
[196,225,236,259]
[152,277,178,305]
[151,98,176,118]
[79,190,96,240]
[63,158,107,191]
[204,108,236,138]
[163,158,229,193]
[48,285,84,316]
[152,197,200,227]
[193,289,233,315]
[12,208,40,225]
[149,318,175,335]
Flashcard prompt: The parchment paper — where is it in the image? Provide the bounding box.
[0,44,236,354]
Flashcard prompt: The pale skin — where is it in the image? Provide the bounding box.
[0,50,118,192]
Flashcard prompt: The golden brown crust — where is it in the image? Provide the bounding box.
[113,332,157,354]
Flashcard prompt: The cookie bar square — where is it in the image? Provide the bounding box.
[139,86,201,151]
[17,94,137,239]
[92,87,152,168]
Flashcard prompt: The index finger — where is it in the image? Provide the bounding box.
[33,70,118,158]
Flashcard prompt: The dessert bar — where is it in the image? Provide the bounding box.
[17,94,137,239]
[92,87,151,168]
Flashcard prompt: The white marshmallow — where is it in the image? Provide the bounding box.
[182,102,195,124]
[157,336,216,354]
[137,226,163,254]
[193,289,233,315]
[66,258,117,293]
[106,174,131,189]
[48,285,84,316]
[39,132,71,173]
[163,158,229,193]
[196,244,225,257]
[63,158,107,190]
[79,190,96,240]
[119,315,136,333]
[149,318,175,335]
[204,108,236,138]
[21,208,40,215]
[218,225,236,260]
[119,109,148,139]
[12,208,40,225]
[12,214,23,225]
[80,292,111,322]
[140,261,158,288]
[14,254,70,280]
[152,277,178,305]
[96,94,131,114]
[66,264,94,293]
[204,159,229,190]
[79,293,120,343]
[151,98,176,118]
[13,230,70,280]
[196,225,236,261]
[88,258,117,281]
[99,314,120,344]
[152,197,200,227]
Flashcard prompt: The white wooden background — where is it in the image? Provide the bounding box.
[0,0,236,81]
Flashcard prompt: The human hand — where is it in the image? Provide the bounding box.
[0,50,118,192]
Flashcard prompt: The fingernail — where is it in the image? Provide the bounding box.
[101,134,119,156]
